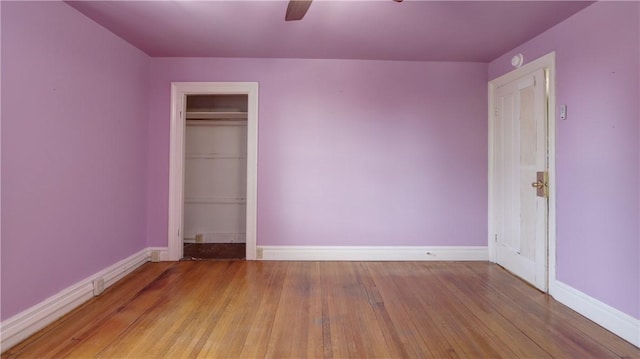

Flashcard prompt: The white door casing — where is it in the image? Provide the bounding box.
[169,82,258,261]
[488,52,557,292]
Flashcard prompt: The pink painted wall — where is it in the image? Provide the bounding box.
[1,2,150,320]
[146,59,488,247]
[489,1,640,319]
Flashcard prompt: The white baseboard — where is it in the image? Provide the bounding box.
[550,280,639,347]
[258,246,488,261]
[0,247,163,353]
[147,247,170,262]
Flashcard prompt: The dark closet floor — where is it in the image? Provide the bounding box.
[183,243,246,260]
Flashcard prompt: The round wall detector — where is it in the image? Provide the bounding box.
[511,53,524,68]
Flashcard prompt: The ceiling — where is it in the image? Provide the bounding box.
[66,0,594,62]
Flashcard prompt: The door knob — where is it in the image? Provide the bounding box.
[532,171,548,198]
[531,181,544,189]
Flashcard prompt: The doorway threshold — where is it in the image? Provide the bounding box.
[182,243,246,261]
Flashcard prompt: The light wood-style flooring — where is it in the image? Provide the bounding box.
[3,261,638,358]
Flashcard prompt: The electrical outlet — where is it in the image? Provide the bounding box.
[93,278,105,296]
[150,250,160,262]
[256,247,263,259]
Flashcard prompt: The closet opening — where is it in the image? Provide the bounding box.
[168,82,258,261]
[182,94,248,260]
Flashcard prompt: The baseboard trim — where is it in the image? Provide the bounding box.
[550,280,639,347]
[258,246,488,261]
[0,248,160,352]
[147,247,170,262]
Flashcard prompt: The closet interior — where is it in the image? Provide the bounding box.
[183,94,248,260]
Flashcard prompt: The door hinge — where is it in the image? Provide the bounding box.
[494,234,498,242]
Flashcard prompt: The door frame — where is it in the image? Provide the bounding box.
[168,82,259,261]
[488,52,557,292]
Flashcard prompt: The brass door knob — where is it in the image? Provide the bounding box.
[531,181,544,189]
[533,171,549,198]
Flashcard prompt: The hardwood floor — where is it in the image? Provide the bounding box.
[3,261,638,358]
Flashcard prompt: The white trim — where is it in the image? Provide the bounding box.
[0,248,158,352]
[168,82,258,261]
[258,246,488,261]
[488,52,556,291]
[546,58,558,294]
[146,247,170,262]
[551,281,640,347]
[488,66,502,264]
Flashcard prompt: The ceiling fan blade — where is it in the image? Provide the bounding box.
[285,0,313,21]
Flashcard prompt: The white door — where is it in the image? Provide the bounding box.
[492,68,548,291]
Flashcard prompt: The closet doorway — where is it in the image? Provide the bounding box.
[183,94,248,260]
[168,83,258,261]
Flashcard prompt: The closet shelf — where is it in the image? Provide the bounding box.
[186,111,248,120]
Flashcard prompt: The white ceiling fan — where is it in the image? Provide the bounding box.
[285,0,403,21]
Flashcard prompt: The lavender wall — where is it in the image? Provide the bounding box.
[1,2,149,320]
[147,59,488,247]
[489,2,639,319]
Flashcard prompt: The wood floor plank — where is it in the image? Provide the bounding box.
[304,262,325,358]
[3,261,638,359]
